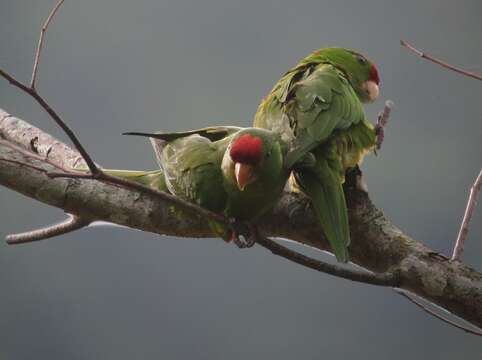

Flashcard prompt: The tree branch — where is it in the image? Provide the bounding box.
[400,40,482,81]
[452,169,482,261]
[0,0,98,175]
[6,214,90,245]
[31,0,65,89]
[396,290,482,336]
[1,108,482,328]
[254,233,399,287]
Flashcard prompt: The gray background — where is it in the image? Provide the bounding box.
[1,0,481,358]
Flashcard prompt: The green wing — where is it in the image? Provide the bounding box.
[161,135,228,213]
[254,63,366,169]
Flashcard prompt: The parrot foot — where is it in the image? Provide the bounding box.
[374,123,385,152]
[228,219,256,249]
[344,165,368,193]
[374,100,394,153]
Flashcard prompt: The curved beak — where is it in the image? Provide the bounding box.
[363,80,379,102]
[234,163,256,191]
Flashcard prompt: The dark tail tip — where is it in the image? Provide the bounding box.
[122,131,162,139]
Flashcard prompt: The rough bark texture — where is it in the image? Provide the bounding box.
[1,107,481,327]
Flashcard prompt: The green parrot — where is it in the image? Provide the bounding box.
[109,126,290,246]
[253,47,381,262]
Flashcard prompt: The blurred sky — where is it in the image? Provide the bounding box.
[0,0,481,358]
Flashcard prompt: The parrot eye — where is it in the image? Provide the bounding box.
[355,55,367,65]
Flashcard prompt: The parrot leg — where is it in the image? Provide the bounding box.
[344,165,368,193]
[228,219,256,249]
[208,220,254,248]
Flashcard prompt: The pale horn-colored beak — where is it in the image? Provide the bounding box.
[234,162,256,191]
[363,80,379,102]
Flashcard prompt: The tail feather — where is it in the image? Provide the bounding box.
[294,162,350,263]
[123,127,241,169]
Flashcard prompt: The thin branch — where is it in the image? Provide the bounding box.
[0,136,229,227]
[452,168,482,261]
[0,70,99,176]
[397,290,482,336]
[254,232,400,287]
[47,171,230,224]
[400,40,482,81]
[0,143,229,227]
[0,152,81,180]
[0,0,98,176]
[31,0,65,89]
[0,157,52,175]
[6,214,90,245]
[0,139,71,173]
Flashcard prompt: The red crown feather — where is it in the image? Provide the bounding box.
[230,134,262,165]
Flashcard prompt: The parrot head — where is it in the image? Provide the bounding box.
[301,47,380,103]
[223,128,284,191]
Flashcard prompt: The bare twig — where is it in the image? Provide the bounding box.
[400,40,482,81]
[0,70,99,176]
[0,157,51,174]
[0,139,72,173]
[452,168,482,261]
[254,232,400,287]
[6,214,90,245]
[31,0,65,89]
[375,100,394,151]
[0,142,228,226]
[0,0,98,176]
[397,290,482,336]
[48,171,230,224]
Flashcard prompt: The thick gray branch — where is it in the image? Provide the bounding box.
[1,108,481,327]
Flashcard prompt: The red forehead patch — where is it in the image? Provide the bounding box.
[230,134,263,165]
[369,64,380,85]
